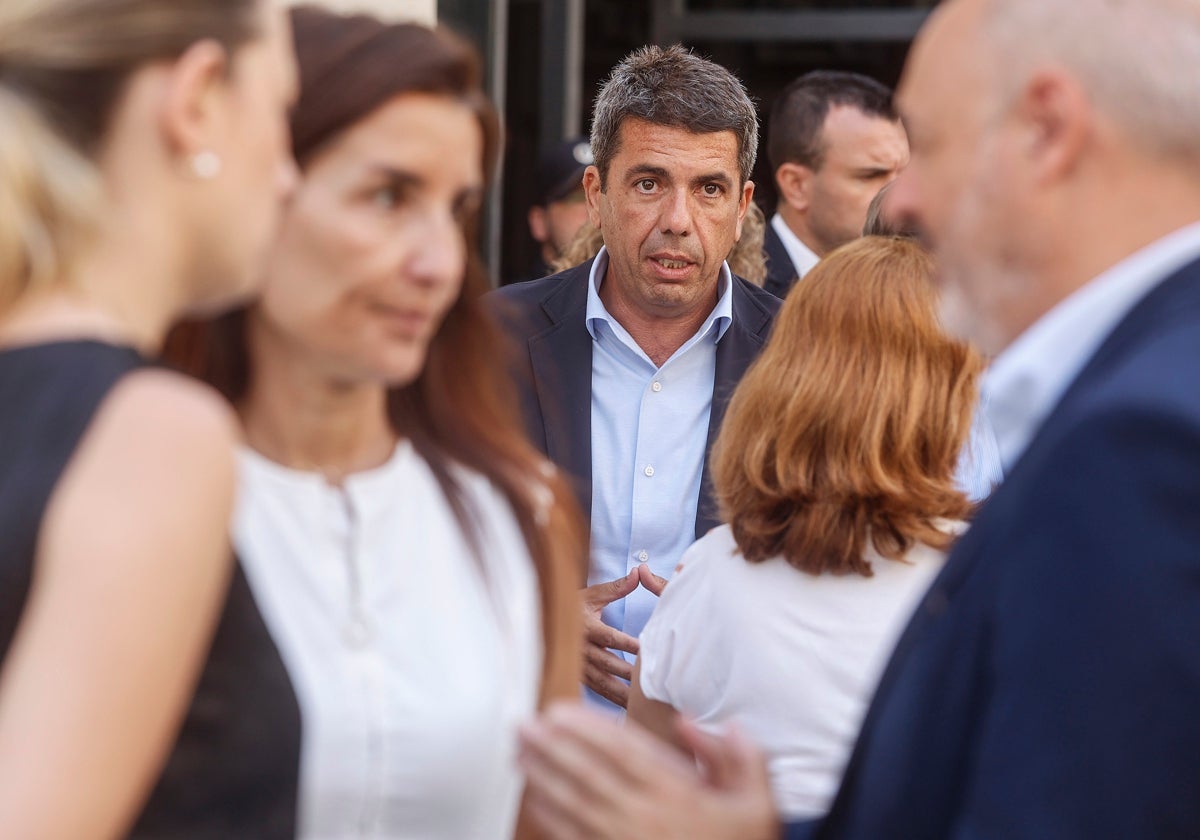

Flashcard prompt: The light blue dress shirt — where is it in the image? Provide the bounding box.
[984,221,1200,472]
[585,247,733,711]
[955,390,1004,503]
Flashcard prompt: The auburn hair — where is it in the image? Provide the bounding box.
[164,7,584,705]
[711,235,982,576]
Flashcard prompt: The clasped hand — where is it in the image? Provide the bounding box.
[581,564,667,707]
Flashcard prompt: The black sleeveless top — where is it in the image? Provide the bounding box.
[0,341,300,838]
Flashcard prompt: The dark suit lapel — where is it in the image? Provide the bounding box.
[762,222,798,299]
[528,264,594,516]
[1023,254,1200,460]
[696,279,776,538]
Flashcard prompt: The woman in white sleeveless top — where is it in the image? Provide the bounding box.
[168,9,584,838]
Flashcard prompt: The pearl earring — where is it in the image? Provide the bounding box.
[190,150,222,180]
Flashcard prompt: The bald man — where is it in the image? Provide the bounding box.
[518,1,1200,837]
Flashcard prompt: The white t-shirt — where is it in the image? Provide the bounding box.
[638,523,955,820]
[235,441,541,840]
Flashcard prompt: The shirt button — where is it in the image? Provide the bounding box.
[638,550,649,562]
[644,465,655,477]
[651,381,663,392]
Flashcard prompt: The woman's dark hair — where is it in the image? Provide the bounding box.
[165,6,584,702]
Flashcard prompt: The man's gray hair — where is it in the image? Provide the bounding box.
[983,0,1200,165]
[590,44,758,188]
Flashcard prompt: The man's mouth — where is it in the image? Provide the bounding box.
[654,258,690,269]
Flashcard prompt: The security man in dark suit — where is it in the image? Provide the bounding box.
[521,136,593,282]
[762,70,907,298]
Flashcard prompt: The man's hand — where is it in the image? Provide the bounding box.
[636,562,668,596]
[582,564,671,706]
[518,702,781,840]
[581,570,642,706]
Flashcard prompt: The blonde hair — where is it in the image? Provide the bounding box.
[550,200,768,285]
[712,236,982,576]
[0,88,97,311]
[0,0,265,311]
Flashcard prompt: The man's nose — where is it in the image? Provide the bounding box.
[884,168,922,235]
[658,188,693,235]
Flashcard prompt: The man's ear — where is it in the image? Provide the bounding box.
[774,162,813,214]
[158,39,231,162]
[528,206,549,243]
[583,165,604,229]
[734,180,755,241]
[1019,68,1090,186]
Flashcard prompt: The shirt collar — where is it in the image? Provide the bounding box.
[584,246,734,343]
[984,221,1200,471]
[771,213,822,279]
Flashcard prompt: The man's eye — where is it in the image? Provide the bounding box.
[371,185,402,208]
[453,195,481,223]
[636,179,656,192]
[702,184,722,196]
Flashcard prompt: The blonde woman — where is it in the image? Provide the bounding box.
[0,1,301,836]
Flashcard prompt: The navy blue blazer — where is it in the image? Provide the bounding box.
[762,221,800,299]
[488,259,780,545]
[793,254,1200,839]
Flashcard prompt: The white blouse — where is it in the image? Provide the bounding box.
[638,523,956,821]
[234,441,541,840]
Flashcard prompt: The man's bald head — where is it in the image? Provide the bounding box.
[981,0,1200,167]
[887,0,1200,354]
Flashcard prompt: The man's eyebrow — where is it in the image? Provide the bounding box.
[365,165,423,187]
[620,165,735,189]
[853,166,896,178]
[691,171,734,189]
[624,164,671,182]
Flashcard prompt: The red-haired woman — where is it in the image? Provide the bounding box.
[628,235,982,822]
[167,7,584,838]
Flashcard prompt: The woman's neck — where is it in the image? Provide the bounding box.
[0,236,183,354]
[0,201,194,355]
[239,335,398,486]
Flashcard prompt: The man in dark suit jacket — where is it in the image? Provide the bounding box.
[516,0,1200,836]
[761,71,907,299]
[490,45,779,711]
[492,258,778,537]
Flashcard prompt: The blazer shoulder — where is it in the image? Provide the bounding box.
[486,261,592,334]
[736,275,783,311]
[1081,320,1200,422]
[1056,263,1200,428]
[491,261,592,303]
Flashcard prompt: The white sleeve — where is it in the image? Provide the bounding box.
[636,537,718,707]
